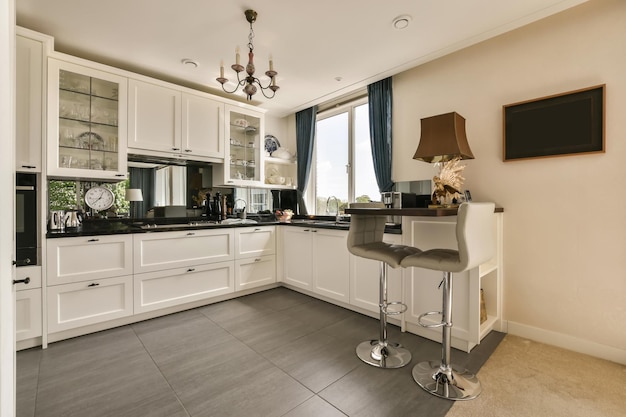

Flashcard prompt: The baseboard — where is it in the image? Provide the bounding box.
[506,320,626,365]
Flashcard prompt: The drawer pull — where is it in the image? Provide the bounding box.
[187,232,195,236]
[12,277,30,285]
[187,268,196,272]
[87,238,100,242]
[311,230,318,233]
[254,258,261,262]
[87,282,100,287]
[184,149,193,153]
[254,228,261,231]
[172,147,180,151]
[21,165,36,169]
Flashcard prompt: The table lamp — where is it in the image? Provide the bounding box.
[412,112,474,207]
[125,188,143,219]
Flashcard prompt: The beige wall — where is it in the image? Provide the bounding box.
[393,0,626,362]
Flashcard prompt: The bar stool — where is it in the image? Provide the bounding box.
[347,202,421,368]
[401,202,495,400]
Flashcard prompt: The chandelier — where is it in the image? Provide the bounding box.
[217,9,279,100]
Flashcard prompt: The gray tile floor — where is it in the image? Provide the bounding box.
[17,287,504,417]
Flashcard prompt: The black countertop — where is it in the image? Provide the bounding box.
[46,215,402,238]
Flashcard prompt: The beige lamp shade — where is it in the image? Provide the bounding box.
[125,188,143,202]
[413,112,475,163]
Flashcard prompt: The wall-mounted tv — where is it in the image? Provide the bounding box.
[503,85,605,161]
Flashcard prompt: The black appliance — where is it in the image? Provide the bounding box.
[271,189,299,213]
[16,173,38,266]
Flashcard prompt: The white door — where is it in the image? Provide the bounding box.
[1,5,17,415]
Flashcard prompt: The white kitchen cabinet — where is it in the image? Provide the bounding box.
[312,229,350,303]
[46,235,133,286]
[127,79,224,161]
[133,229,234,274]
[282,227,350,303]
[16,288,42,342]
[402,213,503,352]
[214,105,265,186]
[282,227,313,290]
[234,226,276,290]
[15,33,45,172]
[134,261,234,314]
[47,275,133,333]
[349,233,403,314]
[15,266,42,344]
[235,226,275,258]
[235,255,276,291]
[47,58,128,180]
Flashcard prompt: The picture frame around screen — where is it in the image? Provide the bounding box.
[503,85,605,161]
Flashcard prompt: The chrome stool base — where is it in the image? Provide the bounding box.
[356,340,412,368]
[412,360,482,401]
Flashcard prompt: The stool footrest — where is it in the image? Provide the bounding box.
[382,301,407,316]
[418,311,444,328]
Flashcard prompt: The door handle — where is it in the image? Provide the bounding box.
[12,277,30,285]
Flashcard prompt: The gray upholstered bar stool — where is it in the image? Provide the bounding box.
[347,202,421,368]
[401,202,496,400]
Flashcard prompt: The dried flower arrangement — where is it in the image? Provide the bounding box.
[432,156,466,206]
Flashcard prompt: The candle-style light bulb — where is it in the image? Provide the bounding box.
[235,46,240,65]
[269,55,274,72]
[220,60,224,78]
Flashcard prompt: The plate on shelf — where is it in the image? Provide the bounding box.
[264,135,280,153]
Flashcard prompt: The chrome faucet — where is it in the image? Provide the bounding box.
[326,196,340,222]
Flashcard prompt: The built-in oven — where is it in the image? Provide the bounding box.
[16,173,38,266]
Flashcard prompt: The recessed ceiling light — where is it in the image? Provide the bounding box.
[392,15,412,30]
[181,58,199,68]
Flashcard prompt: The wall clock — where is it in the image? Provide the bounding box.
[84,186,115,211]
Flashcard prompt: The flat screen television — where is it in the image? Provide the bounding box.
[503,85,605,161]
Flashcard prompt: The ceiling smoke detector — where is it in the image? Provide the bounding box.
[181,58,199,68]
[392,15,412,30]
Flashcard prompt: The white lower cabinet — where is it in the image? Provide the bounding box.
[235,255,276,291]
[282,227,313,289]
[134,261,234,314]
[16,288,42,341]
[16,266,43,342]
[349,233,403,314]
[47,275,133,333]
[133,229,234,273]
[234,226,276,291]
[282,227,350,303]
[312,229,350,303]
[47,235,133,285]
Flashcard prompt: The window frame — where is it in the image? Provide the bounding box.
[307,96,372,214]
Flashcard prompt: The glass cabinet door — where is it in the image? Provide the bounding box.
[225,106,264,184]
[48,59,127,180]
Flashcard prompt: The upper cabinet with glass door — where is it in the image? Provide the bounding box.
[47,58,128,180]
[215,105,265,186]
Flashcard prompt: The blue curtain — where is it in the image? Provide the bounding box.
[295,106,317,215]
[367,77,394,193]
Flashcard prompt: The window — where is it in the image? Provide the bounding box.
[311,97,378,215]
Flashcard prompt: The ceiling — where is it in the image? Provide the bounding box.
[16,0,587,118]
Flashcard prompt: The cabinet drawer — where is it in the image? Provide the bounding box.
[16,288,42,341]
[134,229,234,273]
[235,255,276,291]
[134,261,234,314]
[15,265,42,290]
[47,275,133,333]
[47,235,133,285]
[235,226,275,258]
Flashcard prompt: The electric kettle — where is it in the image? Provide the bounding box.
[49,210,65,230]
[64,210,83,228]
